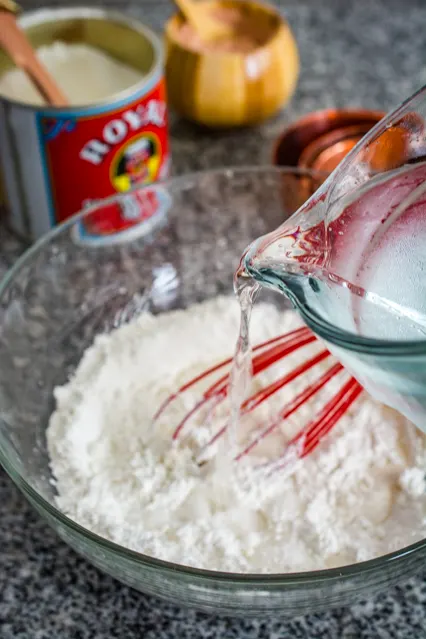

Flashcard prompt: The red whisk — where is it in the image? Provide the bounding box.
[153,326,363,466]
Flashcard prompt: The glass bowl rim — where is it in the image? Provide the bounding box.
[1,164,425,586]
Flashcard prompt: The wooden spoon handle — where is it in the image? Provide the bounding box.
[172,0,234,42]
[0,10,68,106]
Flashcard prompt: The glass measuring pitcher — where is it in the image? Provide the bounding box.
[241,85,426,432]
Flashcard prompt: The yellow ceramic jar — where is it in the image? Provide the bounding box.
[165,0,299,128]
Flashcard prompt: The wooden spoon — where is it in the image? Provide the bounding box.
[0,0,67,106]
[173,0,234,43]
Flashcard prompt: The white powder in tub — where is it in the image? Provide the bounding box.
[0,42,142,106]
[47,296,426,573]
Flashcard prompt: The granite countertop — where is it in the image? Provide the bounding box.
[2,0,426,637]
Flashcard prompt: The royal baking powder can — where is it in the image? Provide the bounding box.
[0,7,170,244]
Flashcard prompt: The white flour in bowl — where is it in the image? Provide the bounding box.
[47,296,426,573]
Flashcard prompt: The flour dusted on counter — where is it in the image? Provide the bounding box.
[0,42,142,105]
[47,297,426,573]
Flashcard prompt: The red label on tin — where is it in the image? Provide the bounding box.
[37,80,169,237]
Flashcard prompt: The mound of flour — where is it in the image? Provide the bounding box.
[47,296,426,573]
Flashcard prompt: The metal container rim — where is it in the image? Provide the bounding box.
[0,5,164,112]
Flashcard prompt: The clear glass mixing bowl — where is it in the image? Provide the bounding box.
[0,167,425,617]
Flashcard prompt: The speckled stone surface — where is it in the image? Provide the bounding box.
[2,0,426,637]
